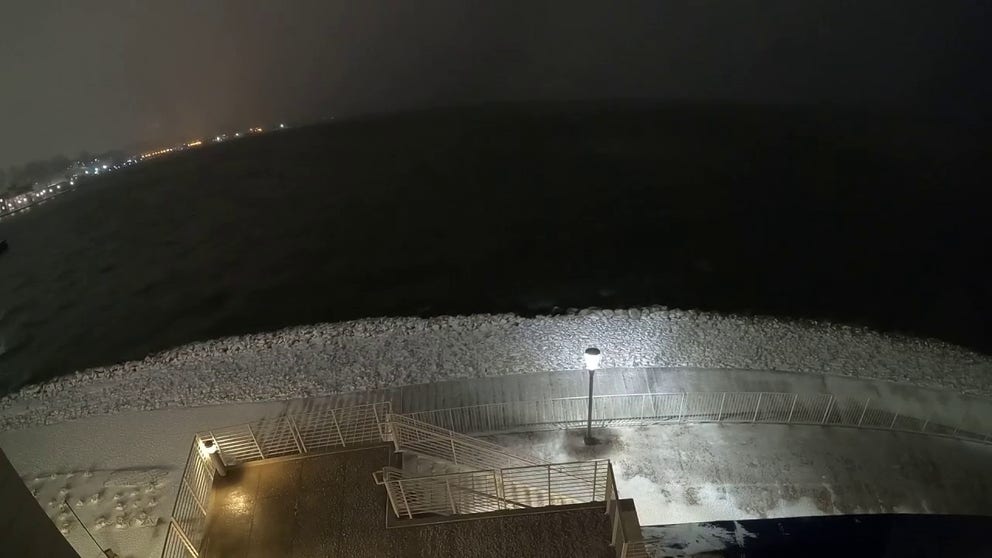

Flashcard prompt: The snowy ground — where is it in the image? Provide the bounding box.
[0,400,290,558]
[2,308,990,431]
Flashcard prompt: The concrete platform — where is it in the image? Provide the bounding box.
[200,446,614,558]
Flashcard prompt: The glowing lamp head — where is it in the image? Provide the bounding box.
[583,347,602,371]
[201,439,220,455]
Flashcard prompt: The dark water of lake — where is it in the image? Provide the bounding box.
[1,103,989,392]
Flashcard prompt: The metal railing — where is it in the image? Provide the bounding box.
[501,459,609,507]
[374,459,611,519]
[386,413,546,471]
[162,521,199,558]
[159,390,987,556]
[161,438,215,558]
[161,402,390,558]
[405,391,992,444]
[203,401,392,466]
[376,467,504,518]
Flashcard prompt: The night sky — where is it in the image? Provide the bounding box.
[2,1,990,168]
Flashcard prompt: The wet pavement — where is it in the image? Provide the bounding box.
[488,423,992,526]
[200,445,613,558]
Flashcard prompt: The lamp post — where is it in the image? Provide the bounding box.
[201,438,227,477]
[584,347,602,445]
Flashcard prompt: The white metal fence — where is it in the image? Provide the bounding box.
[161,438,215,558]
[405,391,992,444]
[375,467,504,517]
[202,401,392,466]
[374,459,611,519]
[161,402,391,558]
[501,459,609,507]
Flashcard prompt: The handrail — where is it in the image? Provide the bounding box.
[376,462,559,507]
[386,413,546,470]
[375,459,611,519]
[403,391,991,445]
[162,402,391,558]
[161,436,214,558]
[203,401,392,466]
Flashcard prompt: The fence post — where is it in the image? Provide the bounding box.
[592,461,599,501]
[604,464,614,516]
[450,439,458,465]
[889,412,899,429]
[821,395,834,424]
[753,393,763,423]
[495,470,505,508]
[247,424,264,459]
[547,466,552,506]
[952,408,968,438]
[372,403,384,441]
[446,479,458,514]
[383,479,401,518]
[857,397,870,427]
[787,393,798,423]
[389,415,402,451]
[207,430,226,467]
[287,415,307,454]
[331,408,346,447]
[611,502,622,545]
[397,479,413,519]
[678,393,686,422]
[717,393,726,422]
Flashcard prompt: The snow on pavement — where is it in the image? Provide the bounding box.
[1,307,989,431]
[0,400,290,558]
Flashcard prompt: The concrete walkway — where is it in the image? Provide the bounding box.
[486,423,992,526]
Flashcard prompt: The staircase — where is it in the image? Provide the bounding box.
[375,414,606,519]
[386,413,545,470]
[402,452,471,477]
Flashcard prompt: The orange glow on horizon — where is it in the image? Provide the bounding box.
[140,147,174,159]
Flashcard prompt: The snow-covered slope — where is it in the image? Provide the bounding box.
[1,308,989,431]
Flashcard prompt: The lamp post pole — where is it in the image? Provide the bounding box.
[202,439,227,476]
[584,347,601,445]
